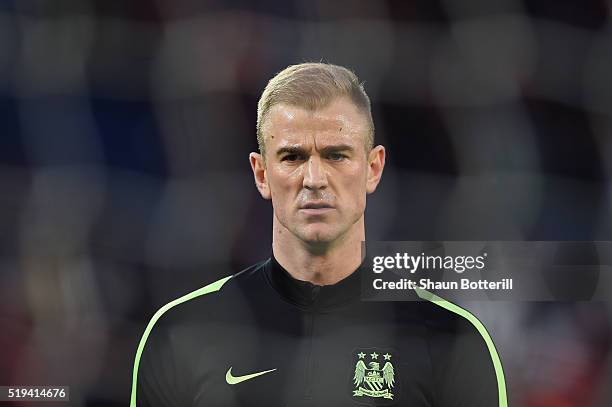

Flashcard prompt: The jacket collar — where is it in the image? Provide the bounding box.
[264,253,363,311]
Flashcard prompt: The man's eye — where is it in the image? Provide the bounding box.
[281,154,303,162]
[328,153,347,161]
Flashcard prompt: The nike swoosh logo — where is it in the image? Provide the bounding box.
[225,367,277,385]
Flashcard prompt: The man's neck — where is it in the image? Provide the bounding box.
[271,220,364,286]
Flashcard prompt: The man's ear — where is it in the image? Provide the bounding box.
[366,145,385,194]
[249,152,271,200]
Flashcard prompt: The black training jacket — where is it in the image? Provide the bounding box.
[131,256,506,407]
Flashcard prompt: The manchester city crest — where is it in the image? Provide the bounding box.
[351,348,397,402]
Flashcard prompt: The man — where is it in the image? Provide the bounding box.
[131,63,506,406]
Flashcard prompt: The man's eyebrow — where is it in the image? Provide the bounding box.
[275,144,355,156]
[275,146,308,156]
[319,144,355,153]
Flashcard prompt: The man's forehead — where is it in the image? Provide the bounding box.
[263,99,369,147]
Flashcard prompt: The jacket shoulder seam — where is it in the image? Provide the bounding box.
[129,274,233,407]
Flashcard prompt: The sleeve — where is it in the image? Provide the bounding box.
[429,318,502,407]
[131,318,185,407]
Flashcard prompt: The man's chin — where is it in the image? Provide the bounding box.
[298,227,341,246]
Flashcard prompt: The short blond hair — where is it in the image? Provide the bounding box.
[256,62,374,156]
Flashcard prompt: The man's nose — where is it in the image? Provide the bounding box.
[303,156,328,190]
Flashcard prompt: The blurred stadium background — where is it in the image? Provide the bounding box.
[1,0,611,405]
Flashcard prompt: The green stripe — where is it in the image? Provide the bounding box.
[130,275,233,407]
[414,287,508,407]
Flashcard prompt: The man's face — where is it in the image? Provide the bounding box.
[250,97,385,246]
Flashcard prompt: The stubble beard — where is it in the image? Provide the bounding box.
[275,209,364,256]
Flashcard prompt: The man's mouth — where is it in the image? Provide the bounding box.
[301,202,333,209]
[299,202,335,214]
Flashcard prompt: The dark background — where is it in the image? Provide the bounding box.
[1,0,611,405]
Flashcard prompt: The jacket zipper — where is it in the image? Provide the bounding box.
[303,286,321,399]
